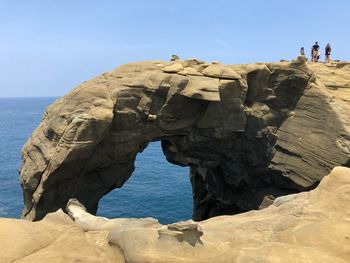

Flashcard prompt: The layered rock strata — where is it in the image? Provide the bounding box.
[20,57,350,221]
[2,167,350,263]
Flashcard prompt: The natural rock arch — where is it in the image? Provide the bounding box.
[20,57,350,221]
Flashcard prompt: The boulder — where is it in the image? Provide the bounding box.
[201,63,241,79]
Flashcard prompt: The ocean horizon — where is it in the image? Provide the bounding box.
[0,97,192,224]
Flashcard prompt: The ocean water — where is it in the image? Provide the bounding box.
[0,97,192,224]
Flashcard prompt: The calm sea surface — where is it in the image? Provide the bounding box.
[0,97,192,224]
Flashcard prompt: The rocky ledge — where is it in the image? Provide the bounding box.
[1,167,350,262]
[19,57,350,221]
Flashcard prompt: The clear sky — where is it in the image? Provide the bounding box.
[0,0,349,97]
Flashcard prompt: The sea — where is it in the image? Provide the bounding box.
[0,97,192,224]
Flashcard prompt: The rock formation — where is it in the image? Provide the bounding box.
[20,57,350,221]
[2,167,350,262]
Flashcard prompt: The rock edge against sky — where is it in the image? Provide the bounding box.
[19,57,350,221]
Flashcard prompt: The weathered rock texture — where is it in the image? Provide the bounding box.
[2,167,350,263]
[0,210,124,263]
[20,57,350,221]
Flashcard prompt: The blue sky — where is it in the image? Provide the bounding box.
[0,0,349,97]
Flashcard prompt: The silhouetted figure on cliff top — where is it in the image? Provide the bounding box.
[325,43,332,63]
[311,41,320,62]
[171,54,179,61]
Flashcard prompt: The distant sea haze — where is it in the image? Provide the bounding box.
[0,97,192,224]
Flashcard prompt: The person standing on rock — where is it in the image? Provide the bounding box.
[300,47,305,56]
[325,43,332,63]
[311,41,320,62]
[171,54,179,61]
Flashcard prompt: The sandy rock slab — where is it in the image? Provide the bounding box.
[1,167,350,263]
[0,210,124,263]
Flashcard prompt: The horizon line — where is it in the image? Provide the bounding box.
[0,96,61,99]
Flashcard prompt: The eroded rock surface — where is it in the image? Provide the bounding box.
[20,58,350,221]
[2,167,350,263]
[0,210,125,263]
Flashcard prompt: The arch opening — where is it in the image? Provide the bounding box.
[97,141,192,224]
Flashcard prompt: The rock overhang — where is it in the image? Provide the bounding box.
[20,57,350,221]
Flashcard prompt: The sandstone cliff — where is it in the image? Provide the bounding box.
[20,57,350,221]
[1,167,350,263]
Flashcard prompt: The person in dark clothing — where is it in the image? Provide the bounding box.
[311,41,320,62]
[325,43,332,63]
[300,47,305,56]
[171,54,179,61]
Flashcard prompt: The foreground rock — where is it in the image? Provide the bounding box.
[20,58,350,221]
[2,167,350,263]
